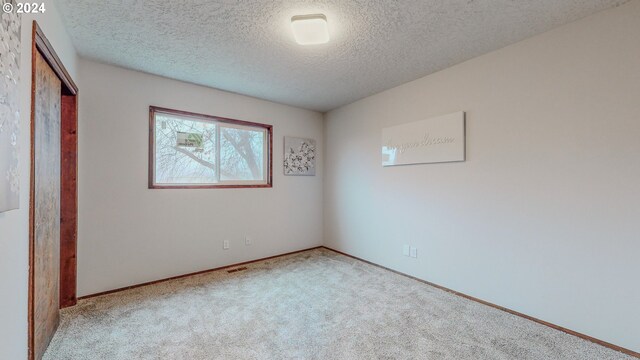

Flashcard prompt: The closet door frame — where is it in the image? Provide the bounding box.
[28,20,79,360]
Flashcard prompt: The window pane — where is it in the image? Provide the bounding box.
[155,114,217,184]
[219,126,265,181]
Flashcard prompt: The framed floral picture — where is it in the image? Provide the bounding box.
[284,136,316,176]
[0,3,21,212]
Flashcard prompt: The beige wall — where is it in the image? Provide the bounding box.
[0,2,79,358]
[77,60,324,296]
[324,1,640,352]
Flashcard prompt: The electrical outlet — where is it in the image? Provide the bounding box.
[245,236,252,246]
[223,240,230,250]
[402,245,410,256]
[409,247,417,258]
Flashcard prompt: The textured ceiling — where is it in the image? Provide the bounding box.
[56,0,627,112]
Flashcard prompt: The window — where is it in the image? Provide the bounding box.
[149,106,272,189]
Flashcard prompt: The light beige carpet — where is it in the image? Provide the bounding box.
[44,248,633,360]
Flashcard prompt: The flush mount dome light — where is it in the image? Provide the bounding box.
[291,14,330,45]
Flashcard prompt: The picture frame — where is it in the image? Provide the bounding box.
[382,112,465,166]
[284,136,316,176]
[0,3,22,212]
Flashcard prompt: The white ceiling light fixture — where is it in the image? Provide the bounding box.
[291,14,330,45]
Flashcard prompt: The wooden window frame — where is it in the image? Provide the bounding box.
[149,106,273,189]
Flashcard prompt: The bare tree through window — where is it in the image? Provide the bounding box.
[150,107,271,188]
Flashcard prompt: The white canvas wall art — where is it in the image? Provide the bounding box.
[382,112,465,166]
[284,136,316,176]
[0,4,21,212]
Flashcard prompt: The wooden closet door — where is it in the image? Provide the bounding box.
[32,49,62,360]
